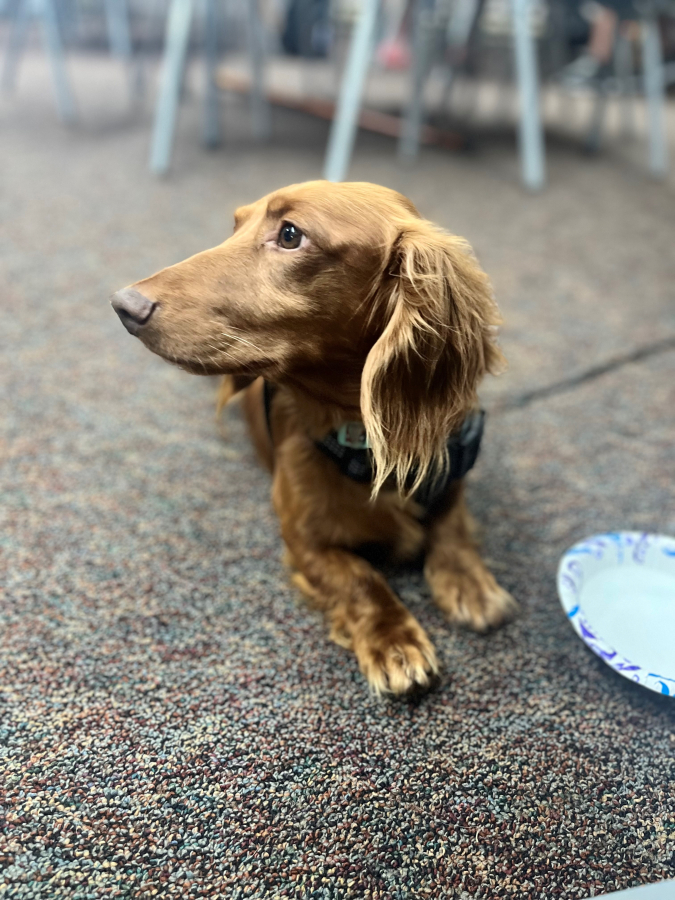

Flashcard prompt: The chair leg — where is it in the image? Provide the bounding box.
[38,0,77,122]
[104,0,140,108]
[202,0,220,147]
[1,0,32,93]
[438,0,482,117]
[149,0,193,175]
[510,0,545,189]
[585,84,609,153]
[247,0,270,141]
[614,31,635,138]
[104,0,132,60]
[641,15,668,178]
[323,0,381,183]
[439,61,457,115]
[399,0,435,160]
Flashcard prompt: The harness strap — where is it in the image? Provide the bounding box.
[261,381,484,507]
[263,378,275,435]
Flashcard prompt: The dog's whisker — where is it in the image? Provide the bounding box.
[219,331,264,354]
[207,319,264,354]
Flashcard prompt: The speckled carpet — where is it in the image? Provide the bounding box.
[1,52,674,900]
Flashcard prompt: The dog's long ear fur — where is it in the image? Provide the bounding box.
[361,220,505,497]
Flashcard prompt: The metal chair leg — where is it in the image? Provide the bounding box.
[641,14,668,178]
[247,0,270,141]
[149,0,193,175]
[104,0,132,60]
[585,83,609,153]
[614,31,636,138]
[203,0,220,147]
[104,0,140,108]
[2,0,32,92]
[323,0,381,183]
[399,0,436,160]
[510,0,545,189]
[38,0,77,122]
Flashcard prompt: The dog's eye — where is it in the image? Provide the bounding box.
[277,223,303,250]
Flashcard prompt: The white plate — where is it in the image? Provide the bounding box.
[557,532,675,696]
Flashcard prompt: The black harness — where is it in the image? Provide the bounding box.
[263,381,485,509]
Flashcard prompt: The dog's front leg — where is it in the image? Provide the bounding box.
[287,539,439,695]
[273,465,438,695]
[424,484,517,632]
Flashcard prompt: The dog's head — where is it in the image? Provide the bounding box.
[112,180,504,494]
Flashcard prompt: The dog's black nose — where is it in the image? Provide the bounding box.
[111,288,157,335]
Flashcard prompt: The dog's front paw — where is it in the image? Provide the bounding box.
[352,615,439,696]
[427,562,518,633]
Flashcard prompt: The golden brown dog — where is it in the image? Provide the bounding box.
[111,180,516,695]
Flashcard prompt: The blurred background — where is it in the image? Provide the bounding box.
[2,0,675,184]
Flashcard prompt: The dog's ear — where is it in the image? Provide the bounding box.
[361,221,505,497]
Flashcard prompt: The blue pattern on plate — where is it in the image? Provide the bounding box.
[557,532,675,697]
[649,676,675,695]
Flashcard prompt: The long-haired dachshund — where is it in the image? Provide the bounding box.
[112,181,516,695]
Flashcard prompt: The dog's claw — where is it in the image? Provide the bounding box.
[353,618,439,696]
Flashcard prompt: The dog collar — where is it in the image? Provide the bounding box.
[314,409,485,507]
[262,381,485,507]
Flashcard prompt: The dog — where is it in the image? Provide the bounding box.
[111,180,516,695]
